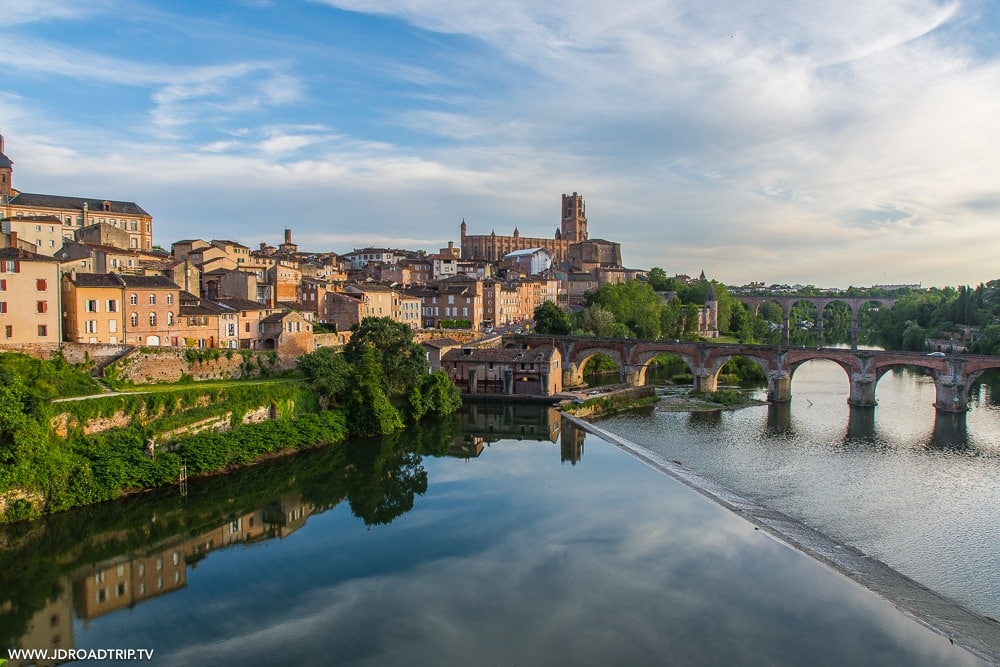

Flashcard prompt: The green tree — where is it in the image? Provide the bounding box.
[648,267,669,291]
[343,346,405,437]
[343,317,428,397]
[533,301,572,335]
[297,346,350,399]
[585,280,664,339]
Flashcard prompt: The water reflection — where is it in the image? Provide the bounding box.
[687,409,723,428]
[767,401,793,435]
[846,406,876,442]
[1,404,992,666]
[929,411,971,451]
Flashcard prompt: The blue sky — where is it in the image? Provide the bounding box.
[2,0,999,288]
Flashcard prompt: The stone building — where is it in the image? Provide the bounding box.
[0,135,154,252]
[0,244,62,346]
[442,344,562,396]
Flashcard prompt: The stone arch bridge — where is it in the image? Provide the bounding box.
[735,295,899,346]
[513,335,1000,413]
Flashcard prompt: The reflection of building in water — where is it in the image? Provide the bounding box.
[459,403,562,443]
[450,436,486,459]
[8,576,74,666]
[559,418,586,464]
[70,494,313,622]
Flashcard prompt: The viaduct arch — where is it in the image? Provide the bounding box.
[513,335,1000,414]
[734,295,898,347]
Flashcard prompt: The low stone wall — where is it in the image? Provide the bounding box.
[0,342,62,359]
[560,385,657,418]
[148,412,234,452]
[105,348,293,385]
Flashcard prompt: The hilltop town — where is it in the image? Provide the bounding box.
[0,135,653,359]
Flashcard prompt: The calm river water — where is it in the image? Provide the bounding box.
[602,362,1000,623]
[0,391,995,666]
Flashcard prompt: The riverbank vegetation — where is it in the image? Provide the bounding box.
[0,318,461,524]
[0,413,460,651]
[534,272,1000,355]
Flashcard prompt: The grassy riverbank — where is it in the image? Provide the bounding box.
[0,320,462,524]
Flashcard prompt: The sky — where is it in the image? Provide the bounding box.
[1,0,998,289]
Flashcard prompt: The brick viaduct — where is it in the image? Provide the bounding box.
[734,295,899,346]
[513,335,1000,413]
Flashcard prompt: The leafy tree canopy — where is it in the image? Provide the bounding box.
[533,301,572,335]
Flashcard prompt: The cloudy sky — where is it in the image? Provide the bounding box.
[1,0,998,288]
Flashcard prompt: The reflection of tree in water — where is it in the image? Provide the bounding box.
[344,416,459,527]
[0,415,463,647]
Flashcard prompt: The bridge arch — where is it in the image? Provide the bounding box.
[564,346,625,388]
[632,349,697,387]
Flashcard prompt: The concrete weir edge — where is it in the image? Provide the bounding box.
[562,411,1000,665]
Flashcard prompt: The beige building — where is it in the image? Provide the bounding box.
[1,215,67,256]
[259,310,315,356]
[0,245,61,346]
[210,296,280,349]
[62,273,126,345]
[324,284,420,330]
[0,136,154,251]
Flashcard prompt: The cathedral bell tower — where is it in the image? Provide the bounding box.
[560,192,588,243]
[0,134,13,199]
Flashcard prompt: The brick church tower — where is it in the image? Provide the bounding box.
[0,134,13,199]
[560,192,588,243]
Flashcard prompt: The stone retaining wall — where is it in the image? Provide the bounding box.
[105,348,295,385]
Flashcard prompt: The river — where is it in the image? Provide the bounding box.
[1,399,994,665]
[599,361,1000,624]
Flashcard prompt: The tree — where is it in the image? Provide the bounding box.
[343,346,405,436]
[343,317,428,397]
[297,347,350,399]
[585,280,664,339]
[648,267,669,291]
[533,301,572,335]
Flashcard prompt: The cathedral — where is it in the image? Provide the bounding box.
[460,192,620,269]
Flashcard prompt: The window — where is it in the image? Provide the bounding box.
[130,293,138,305]
[85,321,98,334]
[167,312,174,325]
[107,299,117,312]
[85,299,99,312]
[227,323,236,336]
[166,293,174,305]
[108,320,117,333]
[149,312,157,327]
[130,313,138,327]
[0,260,15,273]
[0,279,5,290]
[37,325,47,337]
[0,302,5,313]
[36,279,47,291]
[148,294,156,305]
[36,301,47,313]
[4,325,11,338]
